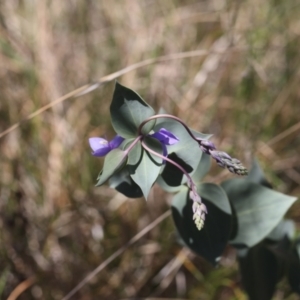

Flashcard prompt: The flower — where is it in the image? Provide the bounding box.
[210,150,248,175]
[197,139,248,176]
[189,189,207,230]
[150,128,179,157]
[89,135,124,157]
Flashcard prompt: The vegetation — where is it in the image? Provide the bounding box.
[0,0,300,299]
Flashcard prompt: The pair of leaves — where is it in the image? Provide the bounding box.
[104,137,163,199]
[222,160,297,248]
[171,159,297,268]
[97,83,163,199]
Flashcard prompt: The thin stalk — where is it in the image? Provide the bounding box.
[141,140,195,192]
[124,135,143,156]
[138,114,199,143]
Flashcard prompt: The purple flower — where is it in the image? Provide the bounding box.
[151,128,179,145]
[150,128,179,157]
[89,135,124,157]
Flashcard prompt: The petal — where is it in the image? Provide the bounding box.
[162,144,168,158]
[151,128,179,145]
[89,137,111,156]
[89,137,109,151]
[92,147,112,157]
[109,135,125,149]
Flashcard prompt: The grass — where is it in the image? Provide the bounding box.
[0,0,300,299]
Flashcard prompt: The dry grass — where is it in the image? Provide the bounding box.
[0,0,300,299]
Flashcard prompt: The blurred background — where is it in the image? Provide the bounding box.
[0,0,300,299]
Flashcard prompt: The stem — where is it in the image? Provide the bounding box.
[141,140,194,189]
[124,135,143,156]
[138,114,199,143]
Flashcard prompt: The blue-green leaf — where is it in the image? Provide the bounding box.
[172,183,232,265]
[288,237,300,295]
[109,167,143,198]
[190,129,213,140]
[221,178,297,248]
[247,158,272,188]
[128,137,163,199]
[96,149,127,186]
[267,219,295,242]
[155,120,202,187]
[156,174,183,193]
[238,241,283,300]
[110,82,156,138]
[191,153,211,182]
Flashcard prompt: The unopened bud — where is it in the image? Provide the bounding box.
[198,139,216,154]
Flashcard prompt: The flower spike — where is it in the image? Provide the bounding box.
[197,139,248,176]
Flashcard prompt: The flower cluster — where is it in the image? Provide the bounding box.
[189,190,207,230]
[197,139,248,176]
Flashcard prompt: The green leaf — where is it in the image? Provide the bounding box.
[155,120,203,187]
[238,241,283,300]
[156,174,183,193]
[247,158,272,188]
[110,82,156,138]
[267,219,295,242]
[160,152,194,187]
[198,183,231,214]
[96,149,127,186]
[221,178,297,248]
[191,153,211,182]
[128,137,163,199]
[172,183,232,265]
[288,238,300,295]
[190,129,213,140]
[109,167,143,198]
[120,138,135,150]
[158,152,210,191]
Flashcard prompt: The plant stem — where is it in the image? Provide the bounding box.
[138,114,199,142]
[124,135,143,156]
[141,140,194,190]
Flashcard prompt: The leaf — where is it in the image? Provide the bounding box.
[172,183,232,265]
[247,158,272,188]
[288,238,300,295]
[155,120,203,187]
[128,137,163,199]
[158,152,211,196]
[109,167,143,198]
[190,129,213,140]
[238,241,282,300]
[156,174,183,193]
[110,82,156,138]
[267,219,295,242]
[160,152,194,187]
[191,153,211,182]
[238,220,293,300]
[221,178,297,248]
[96,149,127,186]
[120,138,136,150]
